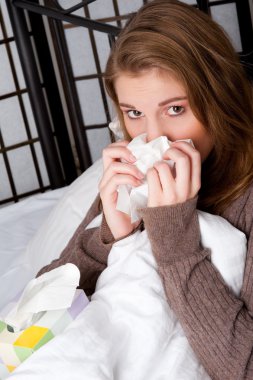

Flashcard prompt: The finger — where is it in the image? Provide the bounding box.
[153,161,174,193]
[146,167,162,207]
[99,161,144,188]
[164,148,191,196]
[100,174,142,200]
[169,141,201,193]
[102,143,136,170]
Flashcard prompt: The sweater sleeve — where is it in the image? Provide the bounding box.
[139,197,253,380]
[36,195,114,296]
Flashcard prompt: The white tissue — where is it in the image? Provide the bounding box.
[109,117,124,140]
[2,263,80,332]
[116,134,192,223]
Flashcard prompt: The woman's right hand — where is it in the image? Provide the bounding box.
[99,140,144,240]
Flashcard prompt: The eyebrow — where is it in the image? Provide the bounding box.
[119,96,187,109]
[158,96,187,106]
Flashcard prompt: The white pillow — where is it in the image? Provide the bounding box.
[0,159,102,310]
[25,159,103,276]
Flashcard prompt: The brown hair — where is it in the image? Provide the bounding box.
[104,0,253,214]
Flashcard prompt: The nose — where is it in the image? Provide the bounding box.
[146,119,164,142]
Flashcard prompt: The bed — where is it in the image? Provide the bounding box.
[0,0,253,379]
[0,153,248,380]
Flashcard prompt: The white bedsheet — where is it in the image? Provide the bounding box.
[7,210,246,380]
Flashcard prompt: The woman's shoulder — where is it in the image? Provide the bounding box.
[221,181,253,235]
[242,181,253,237]
[243,180,253,217]
[241,181,253,209]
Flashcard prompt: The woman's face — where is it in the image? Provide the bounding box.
[115,68,213,161]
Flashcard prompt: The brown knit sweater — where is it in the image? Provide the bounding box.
[37,183,253,380]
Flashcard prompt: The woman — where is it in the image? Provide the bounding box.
[38,1,253,378]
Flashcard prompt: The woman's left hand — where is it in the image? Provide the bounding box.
[146,141,201,207]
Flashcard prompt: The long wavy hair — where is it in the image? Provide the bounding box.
[104,0,253,214]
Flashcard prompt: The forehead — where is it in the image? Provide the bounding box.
[114,68,186,105]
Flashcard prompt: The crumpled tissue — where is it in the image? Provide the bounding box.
[109,117,124,140]
[116,133,192,223]
[2,263,80,332]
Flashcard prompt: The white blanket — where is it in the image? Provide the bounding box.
[9,211,246,380]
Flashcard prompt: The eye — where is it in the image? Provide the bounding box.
[127,110,144,119]
[167,105,185,116]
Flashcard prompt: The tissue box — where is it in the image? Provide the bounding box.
[0,289,89,377]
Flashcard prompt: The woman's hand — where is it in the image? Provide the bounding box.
[147,141,201,207]
[99,140,144,239]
